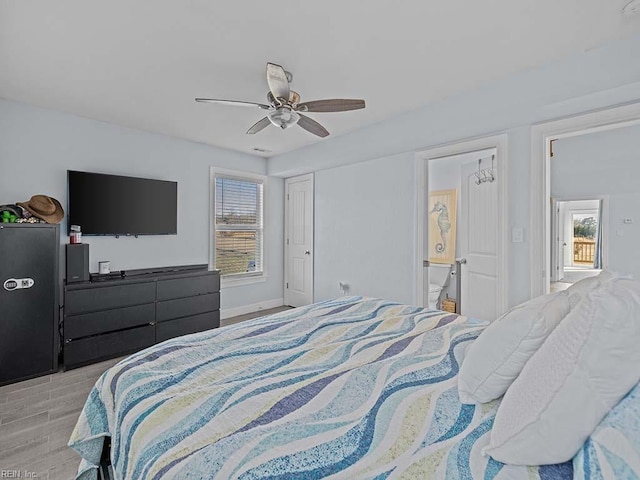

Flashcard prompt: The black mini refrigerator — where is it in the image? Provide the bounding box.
[0,224,59,386]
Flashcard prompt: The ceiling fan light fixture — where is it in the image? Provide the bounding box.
[268,107,300,130]
[196,62,365,138]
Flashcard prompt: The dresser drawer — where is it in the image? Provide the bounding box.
[156,311,220,343]
[157,292,220,322]
[64,324,155,369]
[65,303,156,340]
[156,273,220,301]
[66,282,156,315]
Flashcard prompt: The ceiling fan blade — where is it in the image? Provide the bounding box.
[195,98,271,110]
[246,117,272,135]
[297,114,330,138]
[266,63,290,102]
[297,99,365,113]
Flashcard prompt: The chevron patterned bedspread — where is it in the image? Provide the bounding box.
[69,296,573,479]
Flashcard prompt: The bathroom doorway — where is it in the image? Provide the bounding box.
[416,134,508,322]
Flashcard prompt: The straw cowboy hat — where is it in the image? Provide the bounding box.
[17,195,64,224]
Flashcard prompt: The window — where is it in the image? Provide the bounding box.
[211,170,265,283]
[572,211,598,267]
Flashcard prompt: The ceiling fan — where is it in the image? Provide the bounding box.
[195,63,365,138]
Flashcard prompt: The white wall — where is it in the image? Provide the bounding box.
[552,124,640,279]
[0,99,284,311]
[314,153,415,303]
[270,33,640,308]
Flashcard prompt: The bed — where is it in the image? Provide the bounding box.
[70,296,574,479]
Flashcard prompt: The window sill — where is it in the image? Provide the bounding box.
[221,274,268,288]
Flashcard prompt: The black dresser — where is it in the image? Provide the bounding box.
[63,266,220,369]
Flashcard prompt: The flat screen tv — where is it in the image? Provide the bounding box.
[67,171,177,235]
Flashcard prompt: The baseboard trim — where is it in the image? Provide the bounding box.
[220,298,285,320]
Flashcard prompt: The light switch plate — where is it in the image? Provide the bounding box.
[512,228,524,243]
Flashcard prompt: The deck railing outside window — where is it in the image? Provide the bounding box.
[574,239,595,265]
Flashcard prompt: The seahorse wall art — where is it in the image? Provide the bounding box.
[428,189,457,264]
[430,201,451,253]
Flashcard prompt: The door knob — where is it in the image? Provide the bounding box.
[305,250,311,255]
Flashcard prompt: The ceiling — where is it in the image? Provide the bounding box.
[1,1,639,158]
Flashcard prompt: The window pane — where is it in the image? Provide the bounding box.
[572,214,597,240]
[213,174,264,277]
[215,230,262,276]
[572,213,598,265]
[216,177,262,226]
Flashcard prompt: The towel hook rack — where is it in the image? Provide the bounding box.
[474,155,495,185]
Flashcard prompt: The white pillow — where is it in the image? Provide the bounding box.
[485,278,640,466]
[565,269,614,306]
[458,292,570,404]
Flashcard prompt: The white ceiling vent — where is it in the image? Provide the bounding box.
[623,0,640,17]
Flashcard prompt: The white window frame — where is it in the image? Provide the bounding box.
[210,167,268,287]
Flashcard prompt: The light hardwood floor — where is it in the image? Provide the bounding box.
[0,306,291,480]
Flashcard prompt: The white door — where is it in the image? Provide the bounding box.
[558,202,566,280]
[285,174,314,307]
[550,199,565,282]
[562,203,573,269]
[460,158,499,321]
